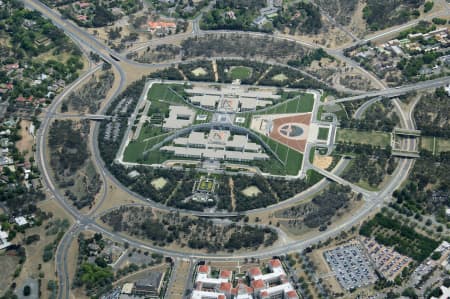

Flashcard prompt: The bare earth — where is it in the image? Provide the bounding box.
[313,155,333,169]
[15,119,34,161]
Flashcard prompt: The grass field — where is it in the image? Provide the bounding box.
[123,128,170,163]
[309,146,315,164]
[148,83,184,103]
[336,129,390,147]
[147,83,186,117]
[317,127,329,140]
[257,132,303,175]
[198,178,214,192]
[229,66,252,80]
[421,136,450,154]
[240,93,315,129]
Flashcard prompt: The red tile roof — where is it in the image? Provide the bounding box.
[220,270,232,279]
[232,283,253,295]
[218,295,226,299]
[148,21,176,29]
[4,63,19,70]
[251,279,265,289]
[78,2,90,8]
[287,290,299,298]
[16,96,33,103]
[219,282,232,292]
[198,265,209,273]
[269,259,282,268]
[248,267,262,277]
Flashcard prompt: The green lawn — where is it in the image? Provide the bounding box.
[306,169,324,185]
[420,136,435,153]
[147,83,189,119]
[199,179,214,191]
[336,129,390,147]
[229,66,253,80]
[254,132,303,175]
[148,100,170,118]
[285,148,303,175]
[317,127,329,140]
[261,93,314,115]
[148,83,184,103]
[123,127,171,163]
[123,141,147,162]
[137,125,165,142]
[421,136,450,154]
[438,138,450,152]
[309,146,315,163]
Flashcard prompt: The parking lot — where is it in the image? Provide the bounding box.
[324,243,377,290]
[362,237,411,280]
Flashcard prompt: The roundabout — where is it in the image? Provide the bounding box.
[22,1,440,298]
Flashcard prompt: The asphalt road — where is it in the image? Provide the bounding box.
[332,76,450,103]
[22,1,426,298]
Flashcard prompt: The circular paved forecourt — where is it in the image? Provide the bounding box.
[278,123,307,139]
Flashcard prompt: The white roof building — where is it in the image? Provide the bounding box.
[121,283,134,295]
[431,285,450,299]
[186,86,278,112]
[0,225,10,250]
[163,106,196,130]
[162,130,268,162]
[14,216,28,226]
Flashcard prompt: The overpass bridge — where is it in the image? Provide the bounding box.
[329,76,450,104]
[50,113,114,120]
[393,128,421,137]
[310,166,376,199]
[391,150,420,158]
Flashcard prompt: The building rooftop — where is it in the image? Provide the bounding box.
[220,270,232,279]
[121,283,134,294]
[198,265,210,274]
[251,279,265,289]
[14,216,28,226]
[219,282,232,292]
[269,259,282,268]
[248,267,262,277]
[163,105,195,130]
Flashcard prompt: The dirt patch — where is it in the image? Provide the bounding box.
[167,260,190,299]
[346,0,368,38]
[38,199,74,224]
[191,67,207,76]
[89,176,142,216]
[272,73,288,82]
[212,60,219,82]
[229,177,236,211]
[0,255,20,293]
[241,186,262,197]
[15,120,35,161]
[313,155,333,169]
[151,177,168,190]
[113,264,169,286]
[67,235,80,299]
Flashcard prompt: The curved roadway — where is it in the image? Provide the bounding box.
[22,1,425,298]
